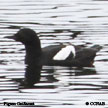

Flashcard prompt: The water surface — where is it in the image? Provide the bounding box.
[0,0,108,107]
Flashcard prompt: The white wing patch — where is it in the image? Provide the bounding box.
[53,45,76,60]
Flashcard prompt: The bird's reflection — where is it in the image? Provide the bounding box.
[25,65,42,85]
[71,67,97,76]
[19,64,97,88]
[19,65,59,88]
[42,67,59,83]
[19,64,42,88]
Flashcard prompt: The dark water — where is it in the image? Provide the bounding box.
[0,0,108,107]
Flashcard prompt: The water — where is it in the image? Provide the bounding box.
[0,0,108,107]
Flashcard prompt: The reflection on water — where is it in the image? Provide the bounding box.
[0,0,108,107]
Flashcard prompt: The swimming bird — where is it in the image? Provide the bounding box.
[5,28,102,67]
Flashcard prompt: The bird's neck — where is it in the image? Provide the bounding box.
[25,44,42,65]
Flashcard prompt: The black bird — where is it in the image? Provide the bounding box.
[5,28,102,67]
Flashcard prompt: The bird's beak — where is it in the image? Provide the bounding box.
[4,35,17,40]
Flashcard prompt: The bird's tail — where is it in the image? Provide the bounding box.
[91,45,102,52]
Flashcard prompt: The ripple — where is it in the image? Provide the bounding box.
[0,0,108,108]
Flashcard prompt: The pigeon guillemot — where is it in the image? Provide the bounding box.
[5,28,102,67]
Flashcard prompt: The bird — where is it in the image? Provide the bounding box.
[5,28,102,67]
